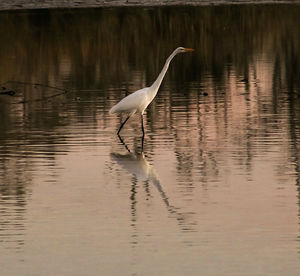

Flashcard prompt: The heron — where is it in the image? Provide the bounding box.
[109,47,194,136]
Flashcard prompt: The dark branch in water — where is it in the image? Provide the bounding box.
[0,90,16,96]
[0,81,71,104]
[16,90,69,104]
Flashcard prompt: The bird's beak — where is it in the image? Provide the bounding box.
[183,48,194,52]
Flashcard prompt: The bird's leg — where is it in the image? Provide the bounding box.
[117,115,130,135]
[141,133,144,153]
[141,114,145,137]
[117,134,131,153]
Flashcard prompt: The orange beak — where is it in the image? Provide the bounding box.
[184,48,195,52]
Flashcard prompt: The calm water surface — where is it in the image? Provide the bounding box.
[0,5,300,276]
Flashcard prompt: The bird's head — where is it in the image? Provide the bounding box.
[177,47,195,53]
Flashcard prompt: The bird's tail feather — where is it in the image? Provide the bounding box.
[109,105,117,114]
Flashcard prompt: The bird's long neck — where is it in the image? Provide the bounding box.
[149,49,179,98]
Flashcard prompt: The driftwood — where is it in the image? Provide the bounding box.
[0,81,70,104]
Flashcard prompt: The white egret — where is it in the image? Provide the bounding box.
[109,47,194,136]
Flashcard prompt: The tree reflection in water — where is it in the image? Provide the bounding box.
[0,5,299,267]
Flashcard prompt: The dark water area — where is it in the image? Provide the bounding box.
[0,5,300,276]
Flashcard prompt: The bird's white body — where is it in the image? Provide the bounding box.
[109,87,151,116]
[109,47,194,135]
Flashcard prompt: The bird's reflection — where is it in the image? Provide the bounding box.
[111,136,195,231]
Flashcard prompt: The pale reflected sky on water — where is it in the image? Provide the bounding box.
[0,5,300,276]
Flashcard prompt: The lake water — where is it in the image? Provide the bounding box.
[0,5,300,276]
